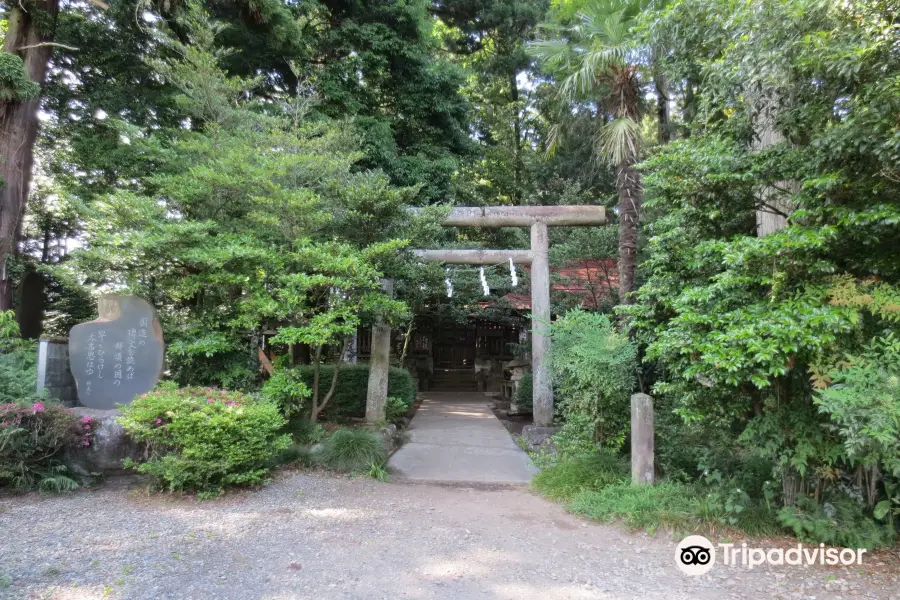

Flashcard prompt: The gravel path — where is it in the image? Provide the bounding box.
[1,472,898,600]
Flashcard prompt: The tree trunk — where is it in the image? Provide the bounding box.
[0,0,60,311]
[683,79,697,133]
[651,46,670,145]
[310,338,349,422]
[754,123,795,236]
[310,344,322,421]
[398,320,414,367]
[510,72,523,205]
[616,154,641,302]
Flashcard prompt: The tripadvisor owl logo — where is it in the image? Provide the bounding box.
[675,535,716,575]
[675,535,869,576]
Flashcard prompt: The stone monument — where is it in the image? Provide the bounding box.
[69,295,164,409]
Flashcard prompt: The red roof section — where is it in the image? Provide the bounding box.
[480,260,618,310]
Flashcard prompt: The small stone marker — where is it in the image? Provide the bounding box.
[631,393,655,485]
[69,295,164,409]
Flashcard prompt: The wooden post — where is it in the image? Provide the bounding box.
[631,393,654,485]
[530,222,553,427]
[366,278,393,423]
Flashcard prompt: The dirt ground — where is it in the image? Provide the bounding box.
[1,472,898,600]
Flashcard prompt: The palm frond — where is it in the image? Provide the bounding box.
[527,39,575,72]
[545,122,565,158]
[560,46,628,97]
[595,116,642,166]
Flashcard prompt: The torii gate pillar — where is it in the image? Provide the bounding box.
[529,221,552,426]
[413,206,606,427]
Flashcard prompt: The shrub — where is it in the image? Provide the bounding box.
[283,419,326,445]
[777,495,894,549]
[814,334,900,480]
[515,372,533,411]
[0,401,93,492]
[118,387,290,497]
[275,444,315,467]
[269,364,415,421]
[550,413,601,460]
[549,310,637,448]
[385,396,407,424]
[261,368,311,418]
[315,428,387,473]
[532,450,627,501]
[0,311,40,404]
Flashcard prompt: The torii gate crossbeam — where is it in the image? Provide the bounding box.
[414,205,606,426]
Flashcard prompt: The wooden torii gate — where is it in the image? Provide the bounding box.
[412,206,606,426]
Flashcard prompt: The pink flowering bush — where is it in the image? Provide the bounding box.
[118,387,289,498]
[0,401,94,492]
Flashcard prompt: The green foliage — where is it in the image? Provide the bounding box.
[549,413,602,461]
[72,15,424,392]
[0,400,92,493]
[549,310,637,447]
[365,461,391,482]
[777,496,894,549]
[515,372,533,410]
[0,312,41,404]
[274,444,315,468]
[0,52,40,101]
[261,369,311,419]
[280,364,415,421]
[118,387,290,498]
[569,482,706,534]
[624,0,900,523]
[283,420,327,446]
[531,450,627,501]
[315,428,387,474]
[814,334,900,479]
[384,396,408,425]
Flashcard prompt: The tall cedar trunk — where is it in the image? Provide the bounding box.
[747,78,795,236]
[509,72,523,205]
[0,0,59,311]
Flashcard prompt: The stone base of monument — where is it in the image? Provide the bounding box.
[520,425,560,451]
[65,408,143,476]
[507,402,532,417]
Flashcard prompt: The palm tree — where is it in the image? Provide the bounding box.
[529,0,646,302]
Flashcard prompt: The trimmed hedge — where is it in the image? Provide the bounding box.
[294,364,415,420]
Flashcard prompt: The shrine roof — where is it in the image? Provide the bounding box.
[478,259,618,311]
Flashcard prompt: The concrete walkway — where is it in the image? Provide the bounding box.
[388,392,539,484]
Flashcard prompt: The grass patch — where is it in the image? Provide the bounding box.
[365,462,390,482]
[532,450,627,501]
[532,453,787,539]
[569,482,705,534]
[315,428,387,473]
